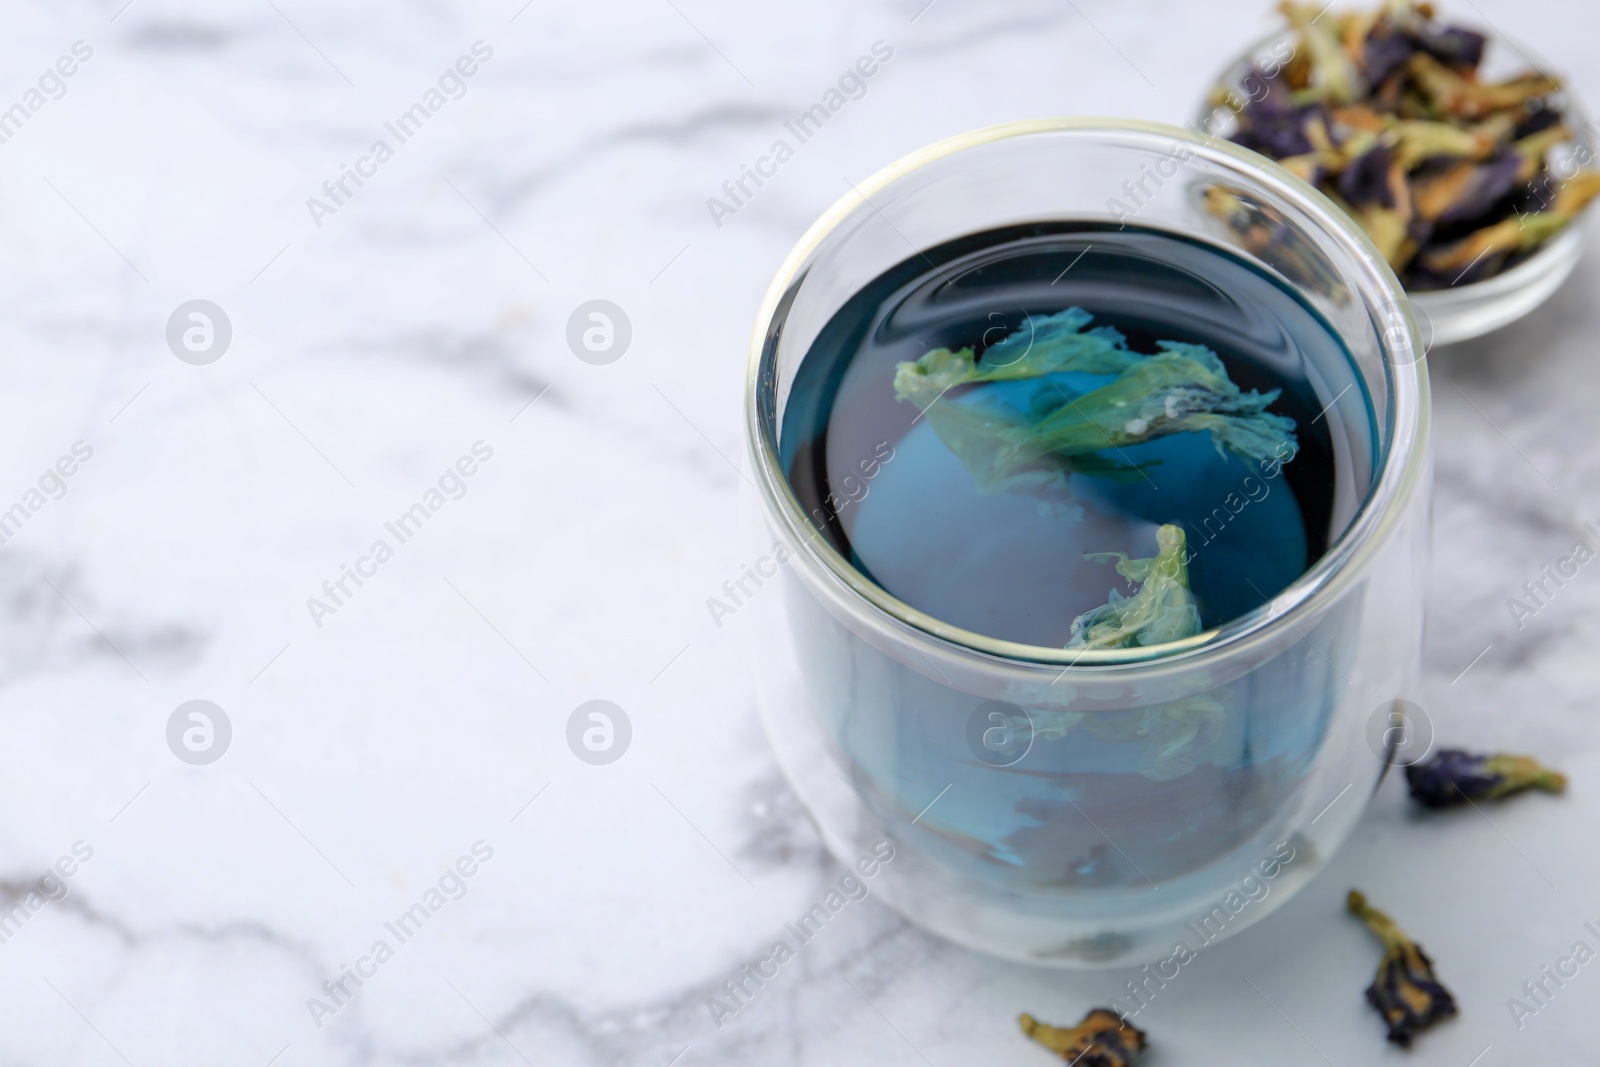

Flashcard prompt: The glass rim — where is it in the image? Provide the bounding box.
[744,116,1431,669]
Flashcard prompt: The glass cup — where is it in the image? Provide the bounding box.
[742,119,1431,967]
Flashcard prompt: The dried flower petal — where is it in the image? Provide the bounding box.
[1019,1009,1147,1066]
[1362,24,1415,83]
[1281,152,1338,184]
[1513,123,1571,182]
[1412,150,1521,222]
[1514,105,1563,139]
[1346,890,1459,1047]
[1385,119,1492,168]
[1282,1,1362,103]
[1237,101,1322,158]
[891,307,1138,407]
[1339,141,1398,206]
[1069,525,1201,650]
[1404,749,1567,808]
[1350,201,1416,265]
[1413,22,1485,67]
[1415,186,1593,279]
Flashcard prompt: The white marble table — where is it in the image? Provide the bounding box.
[0,0,1596,1063]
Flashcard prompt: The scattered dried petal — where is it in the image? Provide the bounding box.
[1404,749,1568,808]
[1339,141,1398,206]
[1363,30,1416,85]
[893,310,1299,498]
[1019,1009,1147,1066]
[1416,209,1570,279]
[1346,890,1459,1047]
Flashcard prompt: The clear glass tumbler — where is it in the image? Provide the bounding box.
[743,119,1431,967]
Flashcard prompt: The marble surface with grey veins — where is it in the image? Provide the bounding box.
[1,0,1598,1063]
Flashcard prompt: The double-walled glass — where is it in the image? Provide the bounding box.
[743,119,1431,967]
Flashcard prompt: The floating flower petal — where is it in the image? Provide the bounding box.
[1068,525,1201,650]
[893,310,1299,498]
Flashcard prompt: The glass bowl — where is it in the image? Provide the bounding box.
[742,118,1431,968]
[1195,25,1596,348]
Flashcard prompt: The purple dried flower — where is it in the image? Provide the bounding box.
[1447,150,1522,221]
[1414,149,1522,223]
[1347,891,1459,1047]
[1020,1010,1146,1066]
[1339,142,1398,207]
[1236,107,1319,159]
[1514,105,1563,139]
[1405,749,1567,808]
[1364,27,1416,85]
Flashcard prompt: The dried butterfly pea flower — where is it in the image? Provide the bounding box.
[1346,890,1459,1047]
[1360,0,1482,71]
[1404,749,1567,808]
[1336,9,1376,47]
[1389,119,1493,168]
[1413,216,1537,280]
[1362,26,1414,83]
[1282,1,1362,104]
[1417,172,1600,279]
[1465,110,1521,149]
[1019,1009,1147,1066]
[1068,524,1201,650]
[1281,152,1340,185]
[1351,202,1415,263]
[891,307,1138,408]
[1514,105,1563,139]
[1406,52,1559,120]
[1411,150,1520,222]
[1236,100,1323,159]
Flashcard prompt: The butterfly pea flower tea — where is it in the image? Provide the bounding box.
[746,120,1430,965]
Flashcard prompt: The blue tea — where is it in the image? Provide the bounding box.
[782,223,1374,648]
